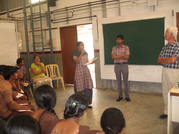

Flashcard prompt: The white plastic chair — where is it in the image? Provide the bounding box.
[46,64,65,90]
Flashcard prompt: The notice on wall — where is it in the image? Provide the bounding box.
[0,21,18,66]
[147,0,158,6]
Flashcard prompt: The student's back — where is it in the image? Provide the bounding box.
[51,93,90,134]
[52,119,79,134]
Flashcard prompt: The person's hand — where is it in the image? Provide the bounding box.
[92,59,97,63]
[22,106,31,111]
[17,88,21,92]
[20,82,24,86]
[81,49,85,55]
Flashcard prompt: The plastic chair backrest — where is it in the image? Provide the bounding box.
[46,64,61,78]
[29,68,32,78]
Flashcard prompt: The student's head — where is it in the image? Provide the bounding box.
[34,85,56,114]
[100,108,125,134]
[0,65,6,75]
[64,93,89,119]
[16,67,21,79]
[76,41,84,51]
[165,27,178,40]
[3,115,40,134]
[3,66,17,80]
[116,34,124,45]
[33,55,40,63]
[16,58,24,66]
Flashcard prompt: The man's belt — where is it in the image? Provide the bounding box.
[115,62,128,65]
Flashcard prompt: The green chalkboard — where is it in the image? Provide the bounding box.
[103,18,164,65]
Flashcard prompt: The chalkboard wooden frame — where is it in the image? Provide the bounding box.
[98,10,172,82]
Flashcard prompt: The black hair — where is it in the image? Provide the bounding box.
[16,58,24,65]
[16,67,19,70]
[64,93,89,119]
[76,41,83,51]
[34,85,57,115]
[100,108,125,134]
[3,115,40,134]
[3,66,17,80]
[33,55,40,60]
[0,65,6,74]
[116,34,124,40]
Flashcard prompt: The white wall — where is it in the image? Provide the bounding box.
[1,0,178,52]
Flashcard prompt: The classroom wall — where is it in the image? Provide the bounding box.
[2,0,179,94]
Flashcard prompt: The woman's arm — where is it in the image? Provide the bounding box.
[31,67,44,75]
[73,50,85,64]
[39,64,46,73]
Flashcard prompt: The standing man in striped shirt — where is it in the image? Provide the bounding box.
[111,34,131,102]
[158,27,179,119]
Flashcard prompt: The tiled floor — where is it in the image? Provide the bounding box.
[32,86,168,134]
[1,85,178,134]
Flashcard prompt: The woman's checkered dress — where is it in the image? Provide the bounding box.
[74,55,93,92]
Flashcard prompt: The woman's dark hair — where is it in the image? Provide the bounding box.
[76,41,83,51]
[116,34,124,40]
[3,66,17,80]
[64,93,89,119]
[3,115,40,134]
[100,108,125,134]
[33,55,40,60]
[0,65,6,74]
[16,58,24,65]
[34,85,56,114]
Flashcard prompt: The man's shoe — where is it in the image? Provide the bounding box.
[88,105,93,109]
[159,114,167,119]
[116,97,123,101]
[126,98,131,102]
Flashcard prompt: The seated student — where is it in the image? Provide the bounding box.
[10,67,28,101]
[15,67,29,100]
[86,108,125,134]
[3,115,40,134]
[31,85,60,134]
[15,58,31,95]
[0,65,28,101]
[51,93,90,134]
[0,66,34,121]
[31,55,52,90]
[0,65,6,80]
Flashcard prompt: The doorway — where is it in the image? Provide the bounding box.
[77,24,96,87]
[60,24,96,87]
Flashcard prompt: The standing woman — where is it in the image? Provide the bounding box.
[72,41,95,108]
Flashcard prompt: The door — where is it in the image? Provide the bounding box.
[177,12,179,42]
[60,26,77,84]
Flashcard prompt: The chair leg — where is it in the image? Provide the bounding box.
[61,78,65,90]
[56,80,59,88]
[30,87,34,97]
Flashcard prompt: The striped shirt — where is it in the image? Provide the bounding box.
[0,78,13,119]
[111,45,130,63]
[15,65,26,79]
[159,41,179,69]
